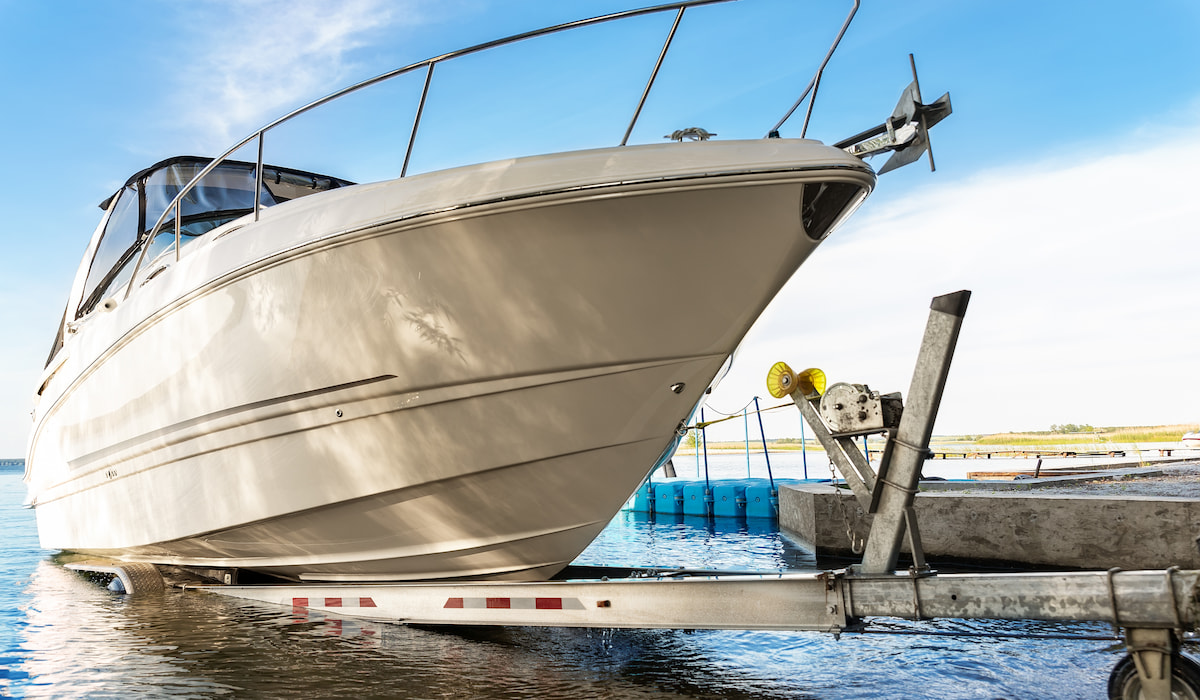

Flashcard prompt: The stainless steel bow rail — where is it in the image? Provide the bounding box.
[67,292,1200,699]
[123,0,862,297]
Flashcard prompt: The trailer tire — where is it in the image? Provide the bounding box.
[1108,653,1200,700]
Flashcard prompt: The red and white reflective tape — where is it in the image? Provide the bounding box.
[292,597,377,609]
[442,597,586,610]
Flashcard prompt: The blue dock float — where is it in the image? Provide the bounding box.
[652,480,687,516]
[629,478,820,520]
[681,482,712,517]
[744,481,774,518]
[712,481,746,518]
[633,480,656,512]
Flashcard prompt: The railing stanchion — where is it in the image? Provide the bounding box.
[766,0,859,137]
[800,69,823,139]
[620,7,685,146]
[254,132,265,221]
[402,63,435,178]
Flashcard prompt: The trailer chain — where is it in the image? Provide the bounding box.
[829,460,865,554]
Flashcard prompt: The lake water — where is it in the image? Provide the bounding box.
[0,465,1144,698]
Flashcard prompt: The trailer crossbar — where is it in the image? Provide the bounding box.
[189,568,1200,634]
[195,572,851,632]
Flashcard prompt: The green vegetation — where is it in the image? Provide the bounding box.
[673,424,1196,454]
[675,439,823,454]
[1048,423,1094,434]
[973,424,1197,446]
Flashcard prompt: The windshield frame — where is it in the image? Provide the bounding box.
[45,156,352,365]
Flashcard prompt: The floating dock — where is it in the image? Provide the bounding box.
[780,480,1200,571]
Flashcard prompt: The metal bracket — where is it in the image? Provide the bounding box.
[903,507,928,572]
[1124,627,1178,700]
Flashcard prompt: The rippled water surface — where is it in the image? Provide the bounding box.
[0,468,1146,698]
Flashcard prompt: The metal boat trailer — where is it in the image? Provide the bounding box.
[68,291,1200,699]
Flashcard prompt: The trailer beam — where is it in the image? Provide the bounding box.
[195,572,853,632]
[184,567,1200,637]
[846,569,1199,628]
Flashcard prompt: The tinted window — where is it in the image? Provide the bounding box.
[73,158,352,319]
[75,161,265,317]
[77,184,143,318]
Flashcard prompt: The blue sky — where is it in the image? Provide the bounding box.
[1,0,1198,455]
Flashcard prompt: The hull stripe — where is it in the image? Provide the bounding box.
[292,596,377,609]
[443,596,585,610]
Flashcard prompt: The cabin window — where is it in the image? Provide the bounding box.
[72,158,352,320]
[49,157,352,364]
[138,161,267,268]
[75,161,266,317]
[77,184,143,318]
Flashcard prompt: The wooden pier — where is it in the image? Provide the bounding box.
[928,448,1129,459]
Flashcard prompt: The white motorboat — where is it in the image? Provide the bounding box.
[1184,432,1200,449]
[25,0,944,582]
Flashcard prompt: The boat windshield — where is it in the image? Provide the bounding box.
[75,157,351,321]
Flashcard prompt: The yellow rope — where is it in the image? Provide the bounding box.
[690,401,793,430]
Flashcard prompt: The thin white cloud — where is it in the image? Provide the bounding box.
[705,126,1200,439]
[172,0,432,150]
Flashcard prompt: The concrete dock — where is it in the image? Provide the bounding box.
[779,469,1200,570]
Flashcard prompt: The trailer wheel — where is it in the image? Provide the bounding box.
[1108,653,1200,700]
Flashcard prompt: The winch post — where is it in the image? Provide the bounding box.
[859,290,969,574]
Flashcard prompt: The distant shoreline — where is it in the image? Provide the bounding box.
[676,423,1199,455]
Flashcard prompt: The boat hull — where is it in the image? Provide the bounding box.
[28,140,874,581]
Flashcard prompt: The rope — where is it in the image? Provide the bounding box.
[690,399,792,430]
[702,397,758,417]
